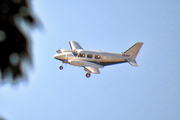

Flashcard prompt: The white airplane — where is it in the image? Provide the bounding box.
[53,41,143,78]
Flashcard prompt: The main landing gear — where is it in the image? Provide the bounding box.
[86,73,91,78]
[59,66,63,70]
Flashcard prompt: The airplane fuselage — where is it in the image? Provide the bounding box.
[54,49,128,66]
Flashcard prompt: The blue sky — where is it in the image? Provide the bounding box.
[1,0,180,120]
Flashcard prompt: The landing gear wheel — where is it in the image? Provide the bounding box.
[86,73,91,78]
[59,66,63,70]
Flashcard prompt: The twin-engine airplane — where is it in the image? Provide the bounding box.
[53,41,143,78]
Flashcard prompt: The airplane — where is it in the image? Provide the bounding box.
[53,41,143,78]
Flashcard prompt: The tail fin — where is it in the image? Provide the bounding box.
[124,42,143,67]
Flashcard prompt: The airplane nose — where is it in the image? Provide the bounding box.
[53,54,65,60]
[53,54,59,59]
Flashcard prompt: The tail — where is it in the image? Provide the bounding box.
[124,42,143,67]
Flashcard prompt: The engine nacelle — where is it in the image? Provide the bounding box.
[56,49,74,53]
[69,60,83,67]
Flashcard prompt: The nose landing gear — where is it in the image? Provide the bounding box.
[59,62,64,70]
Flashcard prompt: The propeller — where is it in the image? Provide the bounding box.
[66,53,68,60]
[56,47,62,53]
[63,54,69,68]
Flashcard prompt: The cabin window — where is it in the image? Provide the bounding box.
[87,54,93,58]
[95,55,101,59]
[78,53,85,57]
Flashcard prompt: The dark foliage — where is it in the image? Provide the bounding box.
[0,117,6,120]
[0,0,35,79]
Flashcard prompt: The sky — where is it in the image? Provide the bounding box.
[0,0,180,120]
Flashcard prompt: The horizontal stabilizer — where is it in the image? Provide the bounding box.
[126,58,138,67]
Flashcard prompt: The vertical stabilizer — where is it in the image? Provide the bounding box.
[124,42,143,67]
[124,42,143,60]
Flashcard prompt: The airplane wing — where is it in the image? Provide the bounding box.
[68,60,104,68]
[69,41,83,50]
[84,66,100,74]
[68,60,103,74]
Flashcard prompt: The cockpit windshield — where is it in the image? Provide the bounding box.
[72,52,78,56]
